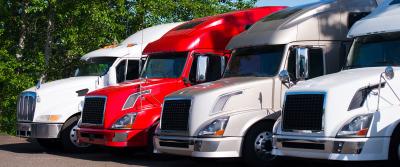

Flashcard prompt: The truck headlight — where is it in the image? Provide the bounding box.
[111,113,137,129]
[337,114,373,138]
[211,91,242,114]
[122,90,151,110]
[197,117,229,137]
[36,115,62,122]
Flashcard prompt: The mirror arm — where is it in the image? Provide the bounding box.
[183,78,192,85]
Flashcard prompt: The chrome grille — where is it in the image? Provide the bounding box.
[17,92,36,122]
[161,99,191,131]
[81,97,106,125]
[282,93,325,131]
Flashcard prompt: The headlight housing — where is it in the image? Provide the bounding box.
[111,113,137,129]
[36,115,62,122]
[122,90,151,110]
[197,117,229,137]
[337,114,373,138]
[210,91,242,115]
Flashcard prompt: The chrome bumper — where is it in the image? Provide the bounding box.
[17,122,63,139]
[272,135,389,161]
[154,135,242,158]
[273,136,365,154]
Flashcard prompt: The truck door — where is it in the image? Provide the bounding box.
[115,59,141,83]
[277,46,325,107]
[188,53,226,84]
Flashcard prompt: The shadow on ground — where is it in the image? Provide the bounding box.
[0,136,389,167]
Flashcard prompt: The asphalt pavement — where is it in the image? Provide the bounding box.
[0,134,384,167]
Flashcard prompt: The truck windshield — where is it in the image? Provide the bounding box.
[75,57,117,76]
[345,33,400,69]
[224,45,285,78]
[141,52,188,78]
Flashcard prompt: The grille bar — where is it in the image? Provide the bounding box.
[161,99,191,132]
[81,97,106,125]
[17,92,36,122]
[282,93,325,131]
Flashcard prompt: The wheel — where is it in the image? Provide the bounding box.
[389,131,400,161]
[60,115,91,152]
[242,121,278,167]
[36,138,61,150]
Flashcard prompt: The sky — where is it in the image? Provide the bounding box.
[256,0,323,7]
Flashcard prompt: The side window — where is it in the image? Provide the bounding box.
[287,47,324,80]
[308,48,324,79]
[126,60,140,80]
[189,54,226,84]
[206,56,225,82]
[116,60,126,83]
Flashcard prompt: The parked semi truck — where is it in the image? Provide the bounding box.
[76,7,285,151]
[154,0,377,166]
[16,23,181,151]
[273,0,400,161]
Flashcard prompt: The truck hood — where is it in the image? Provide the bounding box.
[85,78,184,129]
[166,77,278,136]
[283,67,400,137]
[23,76,98,122]
[26,76,98,94]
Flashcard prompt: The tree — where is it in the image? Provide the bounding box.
[0,0,256,134]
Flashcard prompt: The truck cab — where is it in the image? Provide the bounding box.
[76,7,285,150]
[154,0,377,166]
[16,23,181,151]
[273,0,400,161]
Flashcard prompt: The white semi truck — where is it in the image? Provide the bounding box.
[154,0,377,166]
[273,0,400,161]
[16,23,182,151]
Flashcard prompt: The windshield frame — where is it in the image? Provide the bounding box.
[344,32,400,70]
[140,52,189,79]
[223,45,286,78]
[75,57,117,77]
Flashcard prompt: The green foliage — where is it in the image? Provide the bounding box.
[0,0,255,134]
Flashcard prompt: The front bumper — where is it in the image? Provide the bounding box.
[154,135,242,158]
[272,134,390,161]
[77,127,148,147]
[16,122,63,138]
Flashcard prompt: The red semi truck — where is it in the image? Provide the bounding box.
[76,6,286,150]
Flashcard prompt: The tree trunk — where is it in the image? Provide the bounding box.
[16,1,27,59]
[44,3,55,66]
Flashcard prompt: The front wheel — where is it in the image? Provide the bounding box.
[389,131,400,161]
[60,115,91,152]
[242,121,278,167]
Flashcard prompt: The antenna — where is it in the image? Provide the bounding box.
[139,4,146,114]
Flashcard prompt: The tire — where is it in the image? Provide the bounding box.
[60,115,91,152]
[36,138,61,150]
[389,130,400,161]
[242,121,278,167]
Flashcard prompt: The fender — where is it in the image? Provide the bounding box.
[226,109,280,137]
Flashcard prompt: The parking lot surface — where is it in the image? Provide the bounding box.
[0,134,385,167]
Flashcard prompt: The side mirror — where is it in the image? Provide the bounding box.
[385,66,394,80]
[295,47,309,80]
[279,70,293,88]
[278,70,290,83]
[196,55,209,83]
